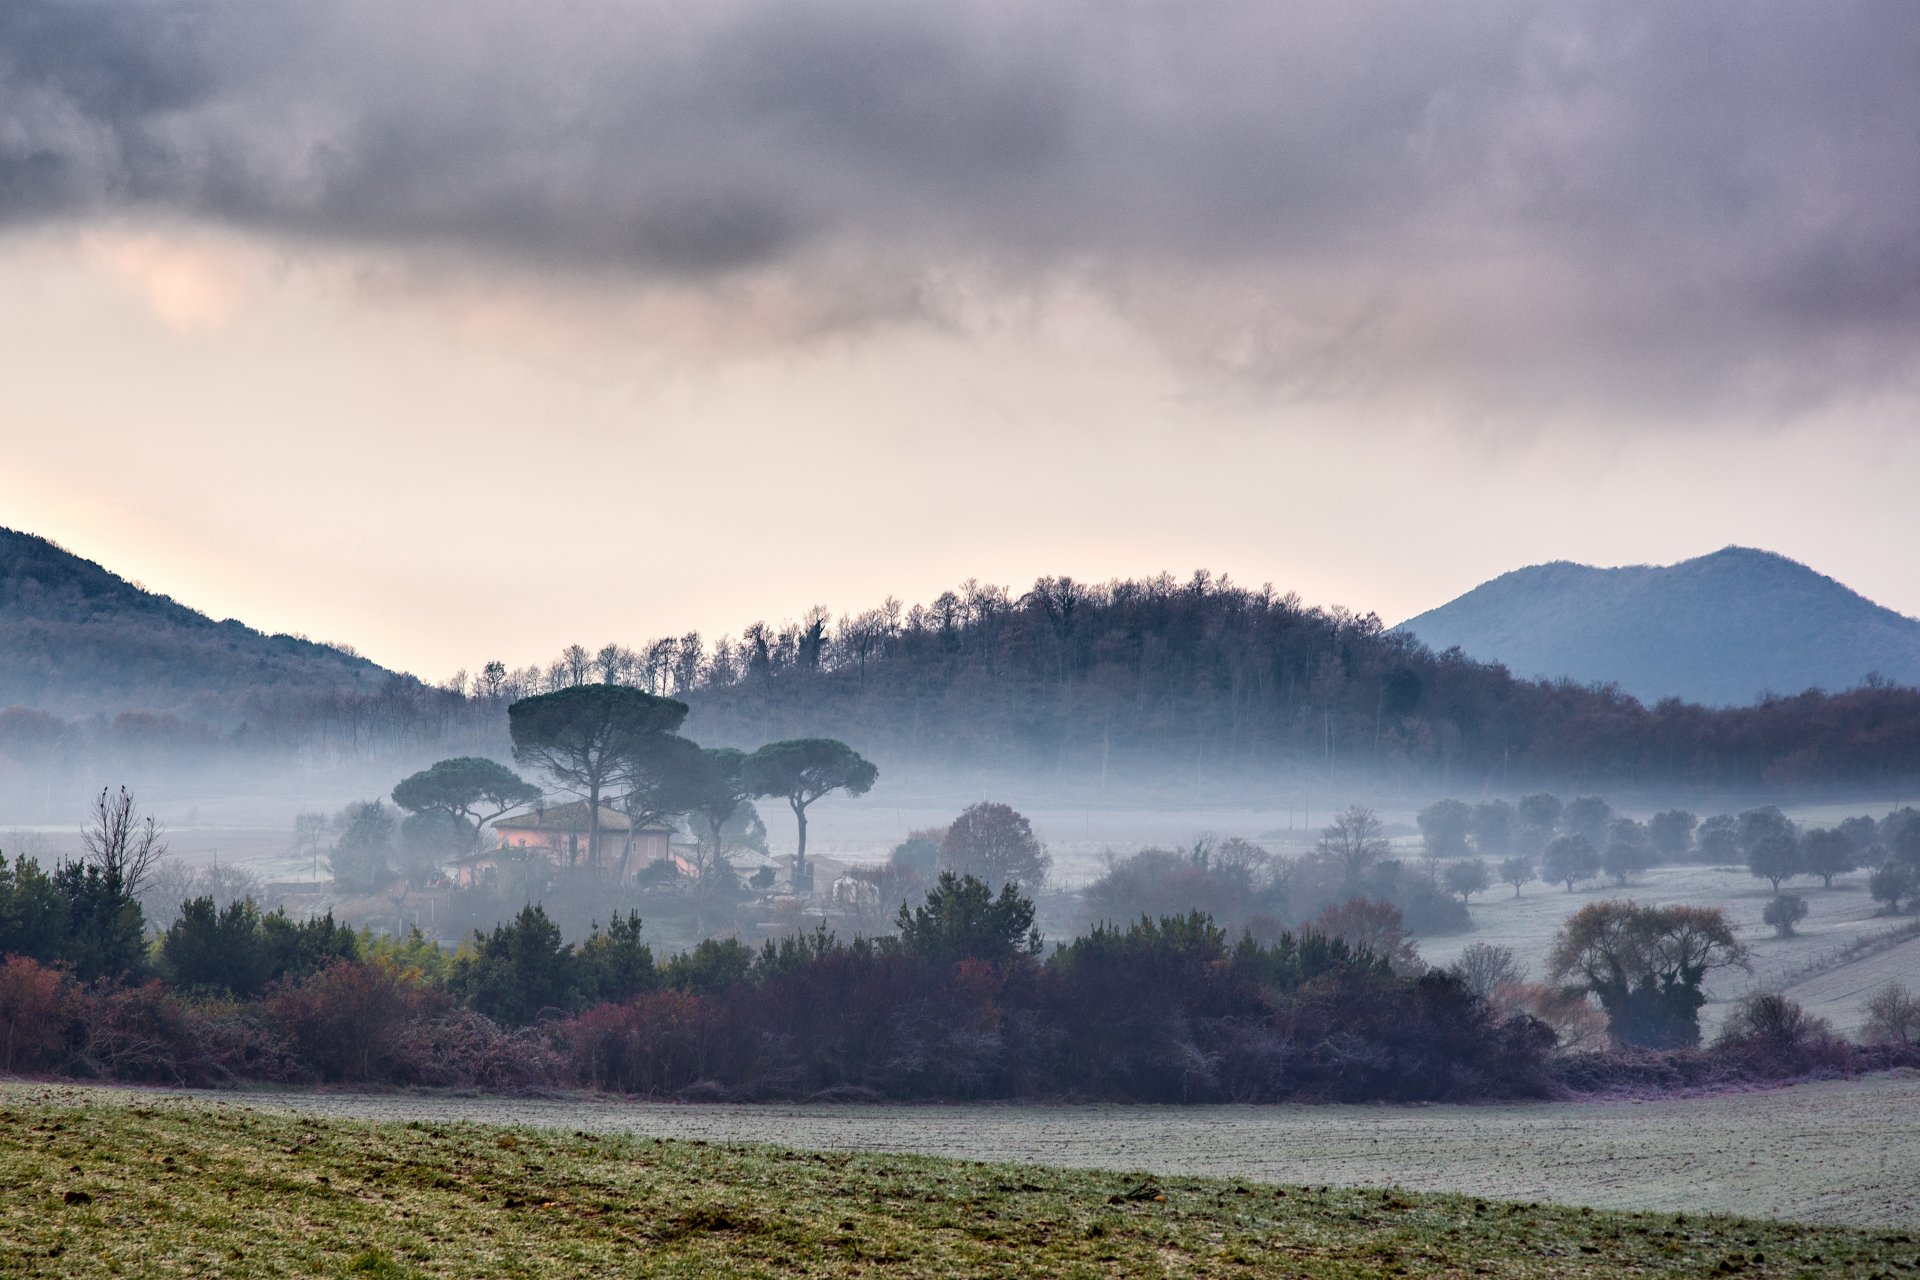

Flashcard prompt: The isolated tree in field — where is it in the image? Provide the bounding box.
[943,801,1050,892]
[80,786,167,898]
[1561,796,1613,849]
[1799,828,1860,888]
[1497,854,1535,897]
[1863,983,1920,1046]
[391,757,541,854]
[1869,861,1914,912]
[1648,809,1697,863]
[1540,834,1600,890]
[896,871,1041,966]
[1417,799,1473,860]
[1447,941,1525,1000]
[743,738,878,891]
[509,685,689,873]
[1316,806,1392,886]
[1746,830,1804,892]
[1547,900,1749,1049]
[1763,893,1809,938]
[1470,800,1515,857]
[1443,857,1491,902]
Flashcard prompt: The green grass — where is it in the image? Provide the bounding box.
[2,1085,1916,1278]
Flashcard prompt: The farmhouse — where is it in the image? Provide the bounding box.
[450,800,676,884]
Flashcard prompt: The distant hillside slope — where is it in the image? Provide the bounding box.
[1396,547,1920,706]
[0,526,401,721]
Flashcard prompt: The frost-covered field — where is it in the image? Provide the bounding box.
[194,1074,1920,1228]
[1415,863,1913,1036]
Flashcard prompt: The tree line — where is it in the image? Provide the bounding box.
[13,569,1919,802]
[483,572,1920,790]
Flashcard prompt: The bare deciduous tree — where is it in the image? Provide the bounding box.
[1447,941,1526,1000]
[80,785,168,896]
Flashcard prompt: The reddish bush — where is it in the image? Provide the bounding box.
[0,956,68,1074]
[561,991,721,1094]
[264,959,441,1083]
[397,1007,562,1091]
[66,982,252,1085]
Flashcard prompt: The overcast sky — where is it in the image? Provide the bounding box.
[3,1,1917,678]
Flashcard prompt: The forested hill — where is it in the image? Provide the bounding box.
[1396,547,1920,707]
[675,572,1920,791]
[0,526,401,722]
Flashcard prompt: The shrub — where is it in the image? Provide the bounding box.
[561,990,723,1094]
[396,1006,562,1091]
[264,959,438,1083]
[448,904,582,1026]
[65,982,271,1085]
[1763,894,1809,938]
[1869,861,1914,913]
[0,955,68,1073]
[1862,983,1920,1046]
[1713,992,1838,1073]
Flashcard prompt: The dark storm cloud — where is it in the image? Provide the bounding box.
[4,0,1918,414]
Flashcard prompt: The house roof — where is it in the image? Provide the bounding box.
[493,800,674,834]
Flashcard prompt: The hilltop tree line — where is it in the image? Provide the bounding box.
[9,571,1920,798]
[491,572,1920,789]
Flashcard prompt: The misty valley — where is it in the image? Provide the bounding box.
[7,2,1920,1263]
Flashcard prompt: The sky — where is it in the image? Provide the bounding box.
[3,1,1918,679]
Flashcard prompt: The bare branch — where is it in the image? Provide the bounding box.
[79,785,168,896]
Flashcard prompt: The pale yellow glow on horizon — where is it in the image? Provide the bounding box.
[2,227,1916,681]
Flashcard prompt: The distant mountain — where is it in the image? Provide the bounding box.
[1395,547,1920,707]
[0,526,402,721]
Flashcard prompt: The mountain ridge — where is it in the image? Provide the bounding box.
[1395,546,1920,707]
[0,525,403,721]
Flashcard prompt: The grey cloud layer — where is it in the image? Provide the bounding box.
[5,0,1917,415]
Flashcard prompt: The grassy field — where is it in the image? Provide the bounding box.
[190,1073,1920,1229]
[5,1086,1920,1279]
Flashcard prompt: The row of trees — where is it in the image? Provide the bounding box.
[1409,793,1920,902]
[11,860,1917,1097]
[0,865,1555,1101]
